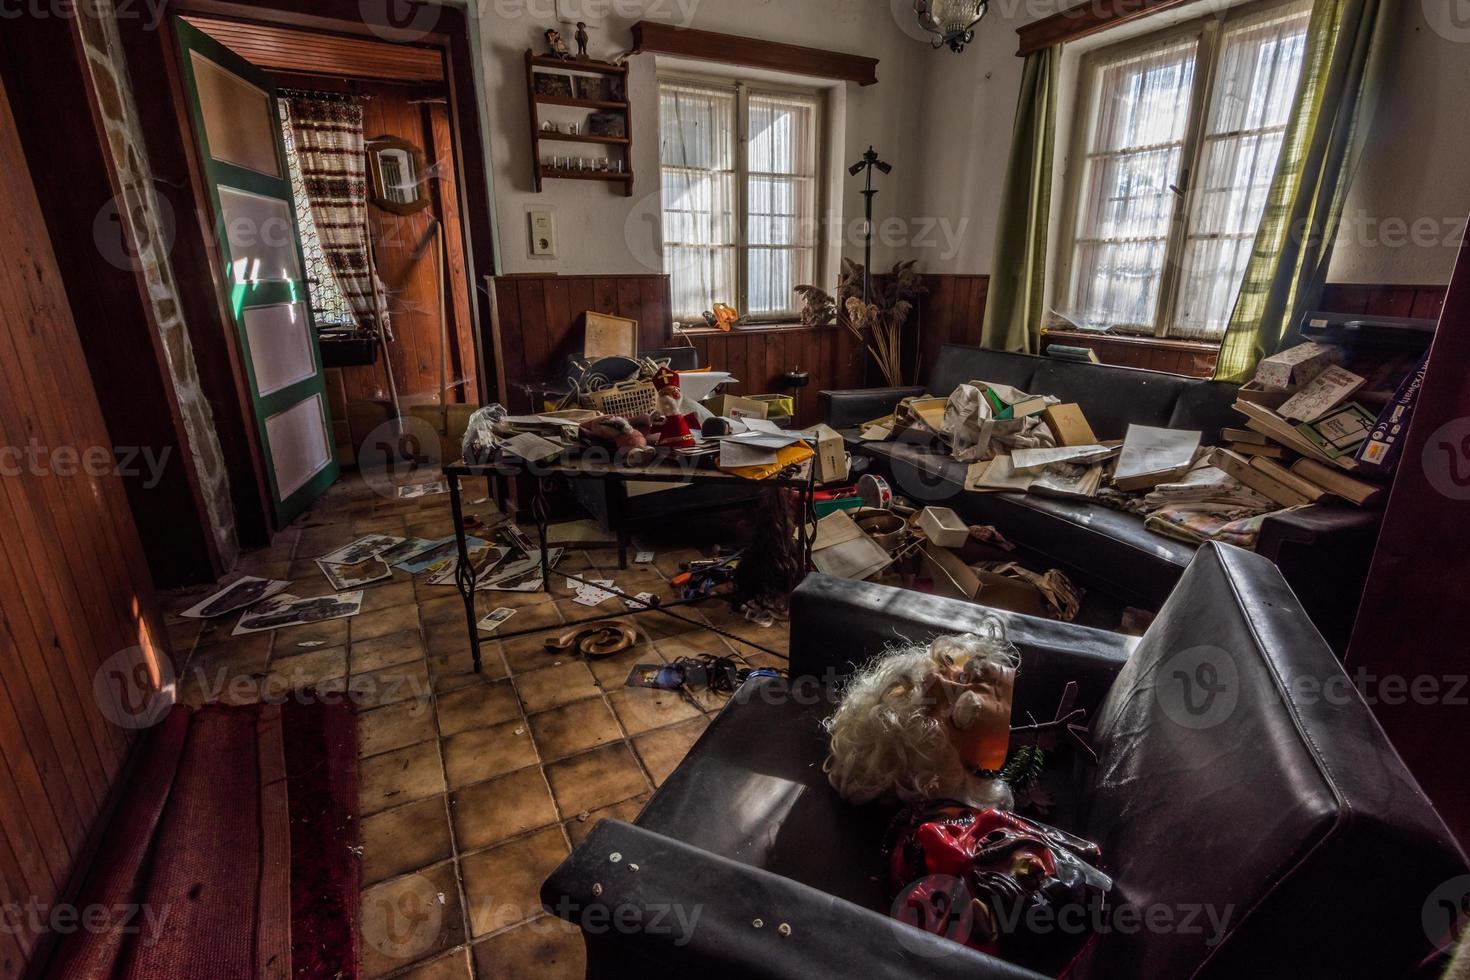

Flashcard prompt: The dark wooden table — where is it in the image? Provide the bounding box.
[442,454,817,673]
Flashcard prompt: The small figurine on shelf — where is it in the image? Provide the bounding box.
[544,28,572,59]
[575,22,590,59]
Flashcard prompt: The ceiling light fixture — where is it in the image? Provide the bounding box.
[914,0,989,53]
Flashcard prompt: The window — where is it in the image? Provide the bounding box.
[279,103,357,329]
[658,75,823,323]
[1059,0,1311,340]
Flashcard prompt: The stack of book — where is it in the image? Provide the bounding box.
[1221,342,1407,509]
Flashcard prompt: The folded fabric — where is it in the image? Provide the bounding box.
[1144,507,1295,550]
[1143,464,1276,513]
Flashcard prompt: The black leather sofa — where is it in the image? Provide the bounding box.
[542,547,1465,978]
[819,344,1381,650]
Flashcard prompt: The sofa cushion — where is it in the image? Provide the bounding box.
[928,345,1040,398]
[635,677,895,913]
[1077,543,1466,980]
[1027,361,1189,440]
[1167,379,1241,438]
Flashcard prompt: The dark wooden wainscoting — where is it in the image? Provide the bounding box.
[1319,282,1448,320]
[685,325,865,424]
[0,75,171,978]
[911,273,991,386]
[489,271,871,425]
[490,273,672,413]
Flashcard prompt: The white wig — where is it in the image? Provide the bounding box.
[823,628,1019,811]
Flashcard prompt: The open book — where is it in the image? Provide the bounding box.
[965,454,1105,501]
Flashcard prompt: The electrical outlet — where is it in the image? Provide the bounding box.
[529,209,557,257]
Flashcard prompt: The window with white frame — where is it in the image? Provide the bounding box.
[658,75,823,323]
[1058,0,1312,341]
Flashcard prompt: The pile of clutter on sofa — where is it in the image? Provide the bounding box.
[853,337,1411,552]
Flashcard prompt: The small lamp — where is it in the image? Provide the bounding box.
[914,0,989,53]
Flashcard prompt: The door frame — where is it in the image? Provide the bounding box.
[116,0,500,541]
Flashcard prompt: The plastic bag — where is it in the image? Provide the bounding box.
[943,383,1057,463]
[461,403,508,464]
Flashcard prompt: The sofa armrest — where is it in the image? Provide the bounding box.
[1256,502,1381,559]
[820,386,925,428]
[542,820,1047,980]
[1256,503,1382,653]
[789,574,1136,722]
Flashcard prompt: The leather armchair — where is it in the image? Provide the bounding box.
[543,547,1465,978]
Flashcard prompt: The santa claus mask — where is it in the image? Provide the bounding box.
[887,803,1111,973]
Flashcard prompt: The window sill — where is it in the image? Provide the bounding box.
[1041,329,1221,379]
[675,321,840,337]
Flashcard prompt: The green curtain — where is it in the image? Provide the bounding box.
[1214,0,1386,382]
[980,47,1059,355]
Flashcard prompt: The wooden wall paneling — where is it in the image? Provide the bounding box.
[496,281,528,410]
[1346,234,1470,848]
[518,279,553,410]
[0,72,169,978]
[0,12,223,585]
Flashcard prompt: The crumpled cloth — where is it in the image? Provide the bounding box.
[942,383,1057,463]
[975,561,1083,622]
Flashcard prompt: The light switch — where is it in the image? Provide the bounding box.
[529,209,557,257]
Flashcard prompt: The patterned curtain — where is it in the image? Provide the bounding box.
[1213,0,1385,382]
[281,94,389,339]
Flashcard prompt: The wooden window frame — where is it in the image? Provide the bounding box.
[1053,0,1309,340]
[657,71,828,324]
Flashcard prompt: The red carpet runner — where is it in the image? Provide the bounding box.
[45,698,360,979]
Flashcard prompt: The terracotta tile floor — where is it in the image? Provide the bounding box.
[160,473,789,979]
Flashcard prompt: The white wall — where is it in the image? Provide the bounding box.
[469,1,1470,286]
[472,0,937,278]
[1327,4,1470,284]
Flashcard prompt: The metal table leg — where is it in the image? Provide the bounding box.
[448,471,483,673]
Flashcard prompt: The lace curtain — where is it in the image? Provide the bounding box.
[280,94,389,339]
[660,80,738,322]
[747,90,819,318]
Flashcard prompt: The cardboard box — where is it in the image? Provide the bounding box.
[810,424,850,484]
[702,393,769,420]
[1042,404,1098,447]
[921,545,1047,618]
[1255,342,1339,390]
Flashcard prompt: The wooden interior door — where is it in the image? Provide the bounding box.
[174,19,338,527]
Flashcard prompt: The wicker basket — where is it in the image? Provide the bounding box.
[581,380,657,418]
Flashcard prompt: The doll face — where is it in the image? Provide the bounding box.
[922,649,1016,773]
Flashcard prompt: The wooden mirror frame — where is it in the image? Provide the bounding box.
[366,134,431,214]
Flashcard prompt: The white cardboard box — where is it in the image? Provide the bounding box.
[919,506,968,549]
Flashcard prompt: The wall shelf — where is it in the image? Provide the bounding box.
[538,132,631,146]
[525,49,633,197]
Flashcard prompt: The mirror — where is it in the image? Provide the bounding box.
[366,135,430,215]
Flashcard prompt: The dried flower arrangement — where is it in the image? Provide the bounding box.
[795,258,927,387]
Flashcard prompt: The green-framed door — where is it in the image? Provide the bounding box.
[174,19,338,527]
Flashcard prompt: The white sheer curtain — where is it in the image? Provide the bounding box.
[660,80,737,322]
[1172,1,1312,339]
[747,91,819,318]
[1069,35,1199,333]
